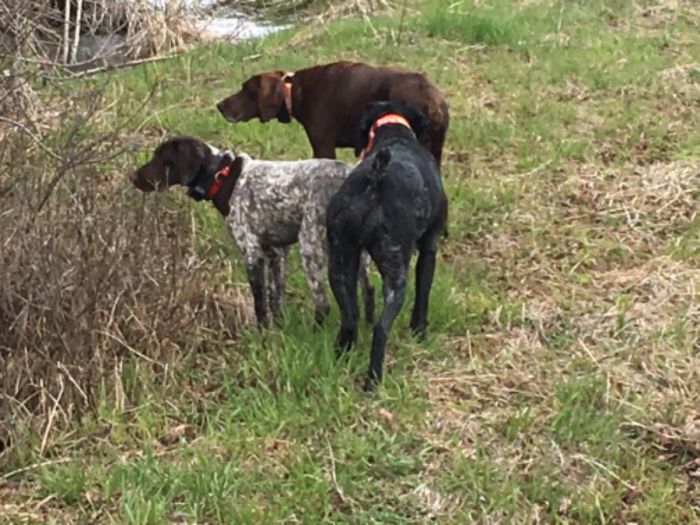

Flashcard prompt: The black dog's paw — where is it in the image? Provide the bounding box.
[363,376,377,392]
[334,328,357,357]
[409,317,428,340]
[335,342,351,359]
[363,371,382,392]
[410,325,428,341]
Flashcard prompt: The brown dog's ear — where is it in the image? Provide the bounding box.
[257,74,285,122]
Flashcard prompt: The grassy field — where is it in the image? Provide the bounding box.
[2,0,700,522]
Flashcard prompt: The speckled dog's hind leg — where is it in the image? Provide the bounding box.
[265,246,287,321]
[299,205,331,324]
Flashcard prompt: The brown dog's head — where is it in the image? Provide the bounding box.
[216,71,289,124]
[130,137,222,193]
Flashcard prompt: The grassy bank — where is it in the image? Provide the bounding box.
[2,0,699,523]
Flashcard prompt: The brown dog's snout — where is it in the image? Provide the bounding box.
[216,96,245,123]
[216,99,233,119]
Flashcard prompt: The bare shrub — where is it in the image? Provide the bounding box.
[0,11,243,456]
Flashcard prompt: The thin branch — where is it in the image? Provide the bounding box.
[58,52,180,80]
[0,116,63,161]
[0,457,73,481]
[326,436,349,505]
[70,0,84,64]
[62,0,71,64]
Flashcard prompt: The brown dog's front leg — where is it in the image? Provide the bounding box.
[306,127,337,159]
[311,143,336,159]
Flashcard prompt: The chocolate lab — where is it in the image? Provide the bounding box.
[326,101,448,390]
[216,61,449,167]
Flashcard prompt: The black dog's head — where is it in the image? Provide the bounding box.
[355,100,432,156]
[130,136,222,192]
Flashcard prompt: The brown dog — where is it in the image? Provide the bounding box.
[216,61,449,166]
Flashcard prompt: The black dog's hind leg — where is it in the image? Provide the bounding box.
[410,232,439,337]
[328,240,361,354]
[365,244,410,390]
[359,253,375,325]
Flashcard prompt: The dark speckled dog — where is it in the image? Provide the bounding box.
[327,101,447,389]
[130,136,374,326]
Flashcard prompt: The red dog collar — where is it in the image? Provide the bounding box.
[360,113,412,159]
[206,164,231,199]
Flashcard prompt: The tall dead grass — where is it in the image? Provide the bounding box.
[0,39,244,457]
[0,0,201,69]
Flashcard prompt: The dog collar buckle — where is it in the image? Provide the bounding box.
[206,165,231,199]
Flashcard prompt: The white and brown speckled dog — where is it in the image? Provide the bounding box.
[130,136,374,326]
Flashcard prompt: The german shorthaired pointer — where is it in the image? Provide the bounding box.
[326,101,447,390]
[216,61,449,167]
[130,136,374,326]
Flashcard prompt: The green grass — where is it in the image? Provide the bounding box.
[3,0,700,523]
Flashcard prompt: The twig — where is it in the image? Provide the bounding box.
[56,361,88,404]
[40,375,64,455]
[62,0,71,64]
[99,329,166,369]
[35,82,158,211]
[53,52,180,80]
[1,457,73,481]
[573,454,638,491]
[0,116,63,161]
[70,0,84,64]
[326,437,348,505]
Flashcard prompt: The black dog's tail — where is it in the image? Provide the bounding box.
[366,147,391,185]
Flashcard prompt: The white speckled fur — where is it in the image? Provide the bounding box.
[223,152,371,321]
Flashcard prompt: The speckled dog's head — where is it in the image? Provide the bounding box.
[130,137,224,192]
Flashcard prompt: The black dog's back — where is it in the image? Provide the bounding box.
[329,134,444,241]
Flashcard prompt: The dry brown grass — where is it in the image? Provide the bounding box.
[419,152,699,520]
[0,63,247,458]
[0,166,246,454]
[0,0,201,69]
